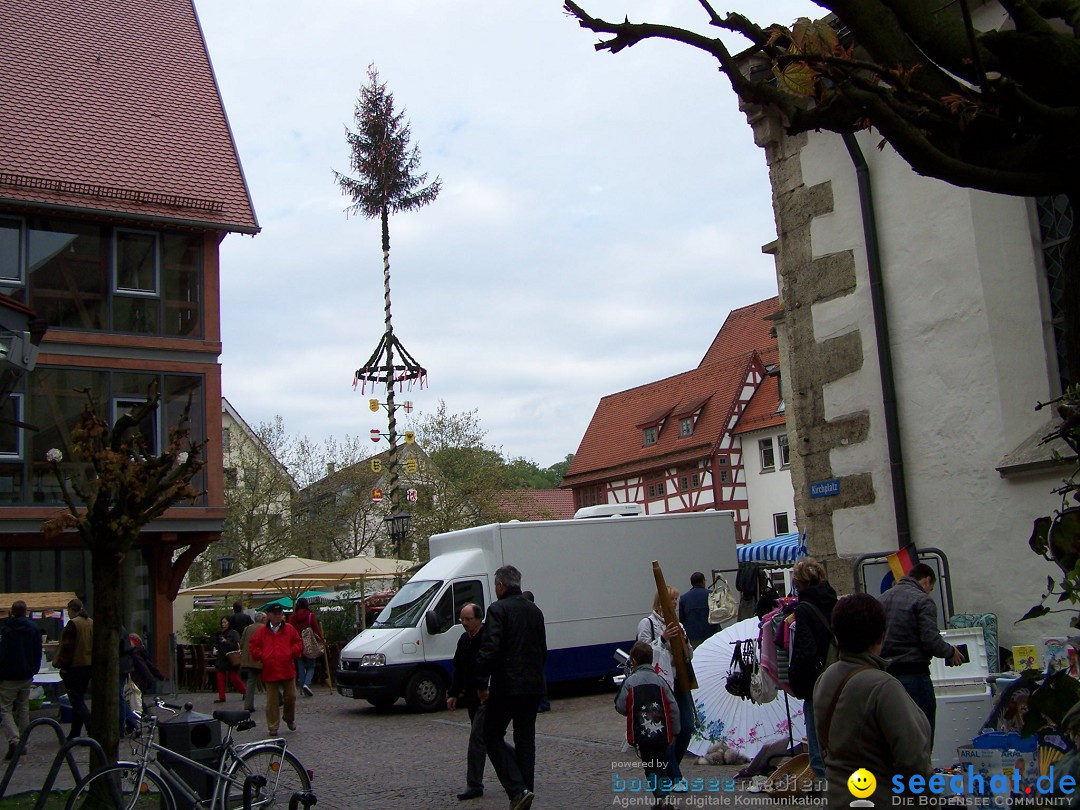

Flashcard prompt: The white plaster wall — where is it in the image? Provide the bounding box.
[796,128,1064,646]
[738,429,796,541]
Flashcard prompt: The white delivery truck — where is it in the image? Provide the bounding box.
[334,506,737,711]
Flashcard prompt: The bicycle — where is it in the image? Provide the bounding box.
[64,698,314,810]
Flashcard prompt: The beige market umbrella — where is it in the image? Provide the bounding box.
[270,555,412,591]
[179,555,328,598]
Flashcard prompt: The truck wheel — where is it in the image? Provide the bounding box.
[404,669,445,712]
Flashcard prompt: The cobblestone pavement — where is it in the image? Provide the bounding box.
[3,686,807,809]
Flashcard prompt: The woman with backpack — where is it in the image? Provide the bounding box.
[288,597,323,697]
[788,557,837,779]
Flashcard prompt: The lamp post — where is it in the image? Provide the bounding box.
[383,513,412,560]
[216,554,235,580]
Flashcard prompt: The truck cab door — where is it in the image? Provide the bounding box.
[424,578,486,635]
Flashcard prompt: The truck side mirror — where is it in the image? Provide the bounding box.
[424,610,441,635]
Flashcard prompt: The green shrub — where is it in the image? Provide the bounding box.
[315,604,359,644]
[182,609,226,644]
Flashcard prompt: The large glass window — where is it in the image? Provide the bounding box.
[3,215,201,338]
[27,218,109,330]
[16,367,207,505]
[0,218,22,282]
[162,233,202,337]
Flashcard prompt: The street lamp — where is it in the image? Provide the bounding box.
[383,513,412,558]
[216,554,235,579]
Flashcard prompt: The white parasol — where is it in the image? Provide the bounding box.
[687,616,806,760]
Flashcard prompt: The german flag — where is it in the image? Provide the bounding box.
[886,544,917,580]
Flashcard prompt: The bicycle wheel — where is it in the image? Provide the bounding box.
[65,762,176,810]
[222,745,311,809]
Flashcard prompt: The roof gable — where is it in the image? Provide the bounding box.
[733,372,785,435]
[699,296,779,367]
[0,0,258,233]
[563,351,762,483]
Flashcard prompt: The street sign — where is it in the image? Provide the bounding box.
[404,458,418,474]
[370,459,382,473]
[372,488,383,503]
[370,429,381,443]
[369,399,379,412]
[404,430,415,445]
[809,478,841,498]
[406,488,418,502]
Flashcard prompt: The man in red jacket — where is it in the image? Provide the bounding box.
[249,604,303,734]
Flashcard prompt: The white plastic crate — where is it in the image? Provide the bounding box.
[930,628,993,768]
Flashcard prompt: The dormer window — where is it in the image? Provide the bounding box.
[643,426,658,446]
[679,417,693,438]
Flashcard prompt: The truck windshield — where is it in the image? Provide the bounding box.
[371,580,442,629]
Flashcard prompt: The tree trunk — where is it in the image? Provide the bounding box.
[88,545,124,768]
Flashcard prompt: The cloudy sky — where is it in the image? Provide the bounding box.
[195,0,816,469]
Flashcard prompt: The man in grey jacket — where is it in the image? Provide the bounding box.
[879,563,964,741]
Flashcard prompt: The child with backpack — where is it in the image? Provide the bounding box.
[615,641,681,809]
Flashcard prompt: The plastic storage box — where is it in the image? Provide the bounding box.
[929,627,993,769]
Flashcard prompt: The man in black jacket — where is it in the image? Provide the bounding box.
[447,603,487,801]
[0,600,43,760]
[475,565,546,810]
[880,563,964,742]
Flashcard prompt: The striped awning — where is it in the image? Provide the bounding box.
[737,532,805,564]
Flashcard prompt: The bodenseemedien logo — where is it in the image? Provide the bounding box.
[848,768,877,807]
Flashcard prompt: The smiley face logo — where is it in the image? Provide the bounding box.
[848,769,876,798]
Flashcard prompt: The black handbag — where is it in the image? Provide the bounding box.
[725,639,756,700]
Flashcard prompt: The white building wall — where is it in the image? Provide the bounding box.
[796,128,1062,646]
[738,429,796,541]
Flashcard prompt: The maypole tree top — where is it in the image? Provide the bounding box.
[353,331,427,394]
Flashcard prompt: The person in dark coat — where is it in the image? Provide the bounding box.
[446,603,487,801]
[213,616,247,703]
[678,572,716,647]
[0,600,43,760]
[227,601,253,635]
[128,633,164,694]
[880,563,964,742]
[788,557,838,778]
[475,565,547,810]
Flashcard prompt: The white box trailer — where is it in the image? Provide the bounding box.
[335,508,737,711]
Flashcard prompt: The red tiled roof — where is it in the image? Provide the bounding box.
[733,373,785,434]
[0,0,258,233]
[493,489,576,521]
[699,296,779,367]
[562,351,762,486]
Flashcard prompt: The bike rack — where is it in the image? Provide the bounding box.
[0,717,107,810]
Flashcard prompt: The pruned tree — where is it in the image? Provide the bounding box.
[335,64,440,554]
[42,385,204,766]
[564,0,1080,379]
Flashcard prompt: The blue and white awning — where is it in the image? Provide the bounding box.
[737,532,806,564]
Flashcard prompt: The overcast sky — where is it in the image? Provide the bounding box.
[195,0,817,469]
